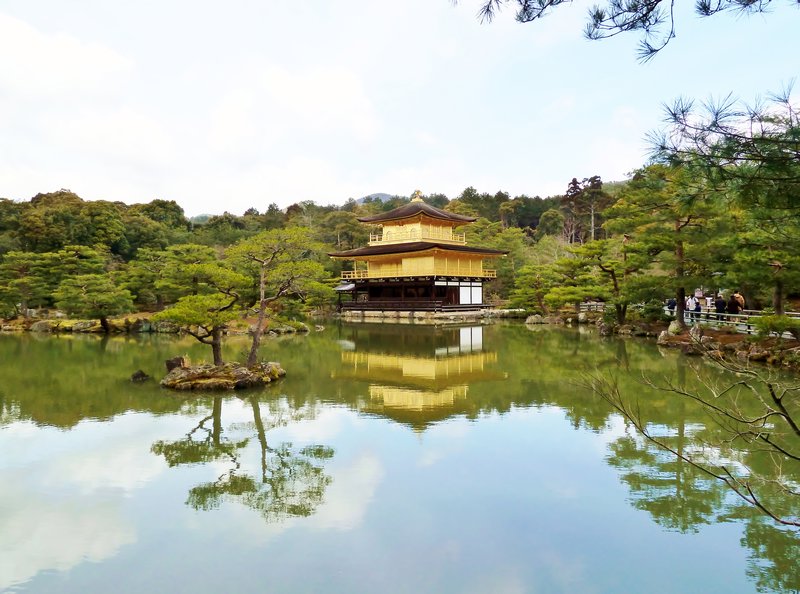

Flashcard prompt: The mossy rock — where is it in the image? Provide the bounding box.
[161,362,286,391]
[29,320,56,332]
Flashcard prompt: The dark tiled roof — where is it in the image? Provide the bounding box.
[329,241,507,258]
[357,201,476,224]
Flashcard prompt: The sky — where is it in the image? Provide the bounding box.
[0,1,797,216]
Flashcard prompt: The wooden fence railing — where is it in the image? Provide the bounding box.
[577,302,800,337]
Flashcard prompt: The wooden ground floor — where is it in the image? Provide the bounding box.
[336,276,489,312]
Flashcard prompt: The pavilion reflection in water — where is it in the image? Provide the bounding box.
[334,324,506,430]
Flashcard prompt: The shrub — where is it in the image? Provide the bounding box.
[641,300,673,323]
[753,315,800,340]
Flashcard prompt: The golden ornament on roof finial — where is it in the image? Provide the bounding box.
[411,189,423,202]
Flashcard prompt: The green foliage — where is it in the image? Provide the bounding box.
[641,299,673,323]
[753,315,800,341]
[0,251,51,314]
[193,212,253,246]
[559,175,613,243]
[130,199,189,229]
[468,0,792,60]
[0,198,23,256]
[54,274,134,322]
[152,261,249,363]
[509,264,560,313]
[314,211,369,251]
[544,255,607,310]
[466,220,532,299]
[152,293,242,331]
[154,243,219,303]
[6,157,799,325]
[534,208,565,239]
[227,228,329,287]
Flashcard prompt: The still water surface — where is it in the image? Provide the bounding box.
[0,323,797,593]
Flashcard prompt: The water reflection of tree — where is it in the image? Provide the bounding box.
[593,356,800,593]
[151,394,333,522]
[607,425,727,532]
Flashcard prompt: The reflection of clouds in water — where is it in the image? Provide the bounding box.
[462,553,592,594]
[48,437,165,493]
[229,409,385,541]
[41,416,168,493]
[0,480,136,591]
[311,452,383,531]
[417,420,469,467]
[235,451,385,544]
[463,572,527,594]
[0,412,175,589]
[297,409,385,530]
[540,550,594,594]
[279,406,365,443]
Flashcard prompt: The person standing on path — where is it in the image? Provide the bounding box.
[715,294,727,320]
[734,291,745,311]
[686,295,698,321]
[727,295,743,318]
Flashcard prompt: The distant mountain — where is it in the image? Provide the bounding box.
[356,193,395,204]
[189,214,212,225]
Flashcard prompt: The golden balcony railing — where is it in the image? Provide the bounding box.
[341,270,370,280]
[340,268,497,280]
[369,229,466,245]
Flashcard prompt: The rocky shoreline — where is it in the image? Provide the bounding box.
[525,311,800,372]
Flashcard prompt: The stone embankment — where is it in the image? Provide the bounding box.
[337,308,527,324]
[1,314,311,336]
[656,323,800,369]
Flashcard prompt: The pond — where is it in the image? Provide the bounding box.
[1,323,798,593]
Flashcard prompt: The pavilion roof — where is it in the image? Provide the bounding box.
[357,200,476,224]
[328,241,507,258]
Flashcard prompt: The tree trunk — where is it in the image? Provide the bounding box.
[100,316,110,333]
[676,287,686,329]
[246,314,265,368]
[674,227,687,329]
[212,395,222,445]
[250,397,269,481]
[246,270,269,368]
[773,277,785,316]
[211,326,224,366]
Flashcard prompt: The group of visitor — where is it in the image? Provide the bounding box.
[665,291,746,321]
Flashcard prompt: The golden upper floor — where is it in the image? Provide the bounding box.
[369,220,466,246]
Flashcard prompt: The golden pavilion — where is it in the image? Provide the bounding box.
[329,191,506,312]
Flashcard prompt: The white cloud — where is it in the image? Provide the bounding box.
[586,136,648,181]
[207,88,260,153]
[258,65,381,143]
[0,13,132,98]
[44,106,176,165]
